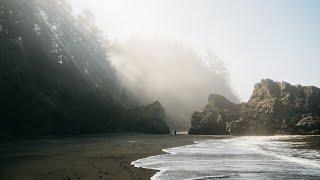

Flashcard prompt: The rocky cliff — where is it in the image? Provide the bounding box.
[189,79,320,135]
[188,94,240,134]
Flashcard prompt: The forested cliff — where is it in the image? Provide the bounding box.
[0,0,169,137]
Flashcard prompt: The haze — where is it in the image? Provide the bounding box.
[2,1,320,179]
[111,38,238,128]
[71,0,320,101]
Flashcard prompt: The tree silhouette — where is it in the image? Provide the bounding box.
[0,0,135,137]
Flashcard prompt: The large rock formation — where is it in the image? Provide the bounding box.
[188,94,240,134]
[124,101,170,134]
[189,79,320,135]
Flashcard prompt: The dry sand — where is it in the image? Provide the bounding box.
[0,133,221,180]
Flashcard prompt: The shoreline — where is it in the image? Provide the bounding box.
[0,133,222,180]
[129,135,320,179]
[2,134,316,179]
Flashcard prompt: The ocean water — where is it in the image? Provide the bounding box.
[132,136,320,180]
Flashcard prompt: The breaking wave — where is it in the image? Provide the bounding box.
[132,136,320,180]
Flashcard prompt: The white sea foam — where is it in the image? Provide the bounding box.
[131,136,320,180]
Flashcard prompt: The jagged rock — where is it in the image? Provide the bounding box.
[188,94,240,134]
[189,79,320,135]
[125,101,170,134]
[295,114,320,134]
[230,79,320,135]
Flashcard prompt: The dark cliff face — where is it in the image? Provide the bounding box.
[0,0,169,137]
[1,0,121,137]
[189,79,320,135]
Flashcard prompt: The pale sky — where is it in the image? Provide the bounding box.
[71,0,320,101]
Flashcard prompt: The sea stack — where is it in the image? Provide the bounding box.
[188,94,240,135]
[189,79,320,135]
[125,101,170,134]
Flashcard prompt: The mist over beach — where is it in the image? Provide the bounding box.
[1,0,320,180]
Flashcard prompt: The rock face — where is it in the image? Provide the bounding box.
[189,79,320,135]
[188,94,240,134]
[124,101,170,134]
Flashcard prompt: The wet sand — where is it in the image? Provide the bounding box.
[0,133,219,180]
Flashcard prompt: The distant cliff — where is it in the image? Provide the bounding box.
[189,79,320,135]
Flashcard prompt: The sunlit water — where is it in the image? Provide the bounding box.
[132,136,320,180]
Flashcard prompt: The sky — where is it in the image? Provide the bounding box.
[71,0,320,101]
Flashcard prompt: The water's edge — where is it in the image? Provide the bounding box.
[131,139,197,179]
[132,135,320,180]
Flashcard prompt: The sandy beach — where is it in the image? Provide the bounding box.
[0,133,219,180]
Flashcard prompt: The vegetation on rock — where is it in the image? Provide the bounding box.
[189,79,320,135]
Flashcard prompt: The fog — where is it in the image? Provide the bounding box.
[69,0,241,129]
[110,38,239,129]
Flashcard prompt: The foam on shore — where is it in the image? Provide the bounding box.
[132,135,320,180]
